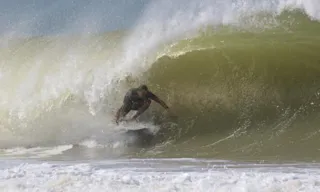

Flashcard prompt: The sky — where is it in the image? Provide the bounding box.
[0,0,150,36]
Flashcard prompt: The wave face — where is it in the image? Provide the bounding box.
[145,24,320,161]
[0,0,320,161]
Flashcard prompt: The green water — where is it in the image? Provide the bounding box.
[135,14,320,161]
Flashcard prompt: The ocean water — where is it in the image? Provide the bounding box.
[1,0,320,191]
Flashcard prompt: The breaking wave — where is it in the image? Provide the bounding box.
[0,0,320,160]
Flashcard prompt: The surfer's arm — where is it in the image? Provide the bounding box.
[151,95,169,110]
[149,93,178,119]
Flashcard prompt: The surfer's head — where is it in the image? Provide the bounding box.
[137,84,149,97]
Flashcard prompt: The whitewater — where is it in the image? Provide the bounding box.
[1,0,320,191]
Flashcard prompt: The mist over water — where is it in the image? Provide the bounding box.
[0,0,319,161]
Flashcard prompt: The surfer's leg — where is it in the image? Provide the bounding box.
[132,100,151,119]
[115,105,130,123]
[120,104,132,118]
[117,96,133,121]
[122,106,130,116]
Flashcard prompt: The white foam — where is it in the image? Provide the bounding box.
[116,121,159,133]
[0,145,73,159]
[0,161,319,192]
[78,139,126,149]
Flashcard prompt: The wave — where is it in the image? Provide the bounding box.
[0,0,320,160]
[143,30,320,160]
[142,13,320,160]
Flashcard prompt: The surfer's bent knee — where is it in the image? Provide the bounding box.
[141,100,151,109]
[145,99,151,106]
[120,103,131,116]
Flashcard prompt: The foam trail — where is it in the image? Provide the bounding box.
[0,145,73,159]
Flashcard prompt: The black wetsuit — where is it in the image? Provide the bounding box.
[122,88,157,113]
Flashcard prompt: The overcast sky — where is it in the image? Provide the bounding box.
[0,0,150,36]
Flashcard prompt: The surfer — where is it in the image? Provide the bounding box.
[115,85,171,124]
